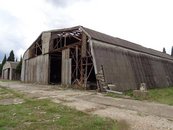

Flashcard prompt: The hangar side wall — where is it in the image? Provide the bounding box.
[21,54,49,84]
[21,32,51,84]
[92,40,173,91]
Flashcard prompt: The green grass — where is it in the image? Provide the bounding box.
[0,87,24,100]
[147,87,173,105]
[125,87,173,105]
[0,87,118,130]
[106,87,173,105]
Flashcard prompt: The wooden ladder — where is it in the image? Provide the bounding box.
[96,65,107,92]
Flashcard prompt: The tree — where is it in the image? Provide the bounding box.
[2,55,6,66]
[163,47,166,53]
[0,64,1,76]
[7,50,15,61]
[0,55,7,76]
[171,46,173,56]
[16,56,22,74]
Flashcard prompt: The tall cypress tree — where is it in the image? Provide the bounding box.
[163,47,166,53]
[171,46,173,56]
[0,54,7,76]
[1,55,6,66]
[7,50,15,61]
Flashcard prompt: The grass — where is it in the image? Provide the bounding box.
[146,87,173,105]
[0,87,24,100]
[0,87,118,130]
[107,87,173,105]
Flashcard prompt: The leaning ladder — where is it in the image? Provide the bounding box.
[96,65,107,92]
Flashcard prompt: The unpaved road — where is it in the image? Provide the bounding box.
[0,81,173,130]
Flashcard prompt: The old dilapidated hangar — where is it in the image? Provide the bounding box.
[21,26,173,91]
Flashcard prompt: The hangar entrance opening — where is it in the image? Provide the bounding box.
[49,29,97,89]
[49,52,62,84]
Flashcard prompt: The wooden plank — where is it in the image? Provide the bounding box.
[62,49,71,84]
[81,33,87,57]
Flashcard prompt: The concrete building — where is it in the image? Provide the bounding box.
[21,26,173,91]
[2,61,20,80]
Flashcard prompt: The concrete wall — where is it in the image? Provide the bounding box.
[22,54,49,84]
[92,40,173,91]
[62,49,71,84]
[2,69,9,80]
[42,32,51,54]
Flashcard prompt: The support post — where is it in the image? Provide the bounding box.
[75,46,78,79]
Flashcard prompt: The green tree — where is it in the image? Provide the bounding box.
[163,47,166,53]
[0,55,7,76]
[2,55,6,65]
[171,46,173,56]
[0,64,1,76]
[7,50,15,61]
[16,56,22,74]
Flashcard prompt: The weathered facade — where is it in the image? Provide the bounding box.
[2,61,20,80]
[21,26,173,91]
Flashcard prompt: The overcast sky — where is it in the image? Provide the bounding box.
[0,0,173,62]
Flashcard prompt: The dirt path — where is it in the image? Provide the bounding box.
[0,81,173,130]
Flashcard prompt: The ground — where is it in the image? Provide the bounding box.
[0,88,117,130]
[0,81,173,130]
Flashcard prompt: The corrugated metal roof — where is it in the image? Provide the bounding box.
[27,25,173,60]
[83,27,173,60]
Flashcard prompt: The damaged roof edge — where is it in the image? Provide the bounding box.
[83,27,173,60]
[23,25,173,61]
[23,26,85,57]
[43,25,82,33]
[23,33,42,57]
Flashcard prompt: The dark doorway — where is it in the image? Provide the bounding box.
[49,52,62,84]
[7,68,10,80]
[87,66,97,90]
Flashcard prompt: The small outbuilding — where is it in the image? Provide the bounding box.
[2,61,20,80]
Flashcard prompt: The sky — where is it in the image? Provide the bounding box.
[0,0,173,62]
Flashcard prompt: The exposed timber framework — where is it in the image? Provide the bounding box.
[29,36,42,58]
[48,28,96,88]
[21,26,173,92]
